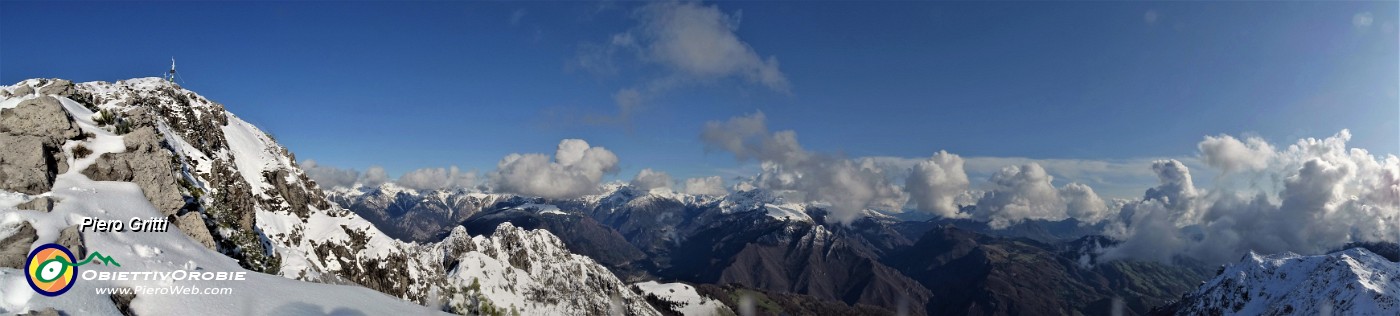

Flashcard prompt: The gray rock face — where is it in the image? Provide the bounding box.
[57,225,86,259]
[0,134,66,194]
[0,96,80,194]
[0,221,37,269]
[82,127,186,215]
[37,79,74,96]
[0,96,80,140]
[11,85,33,96]
[17,196,59,212]
[109,287,137,316]
[175,213,216,251]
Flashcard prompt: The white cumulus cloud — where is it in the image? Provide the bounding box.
[1102,130,1400,264]
[973,163,1110,229]
[1198,134,1275,173]
[490,139,621,199]
[631,168,674,190]
[906,151,971,218]
[361,166,390,187]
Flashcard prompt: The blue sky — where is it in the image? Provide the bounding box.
[2,1,1395,198]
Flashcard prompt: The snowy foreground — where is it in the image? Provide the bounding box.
[0,136,445,315]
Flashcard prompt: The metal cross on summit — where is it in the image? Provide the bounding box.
[166,57,177,83]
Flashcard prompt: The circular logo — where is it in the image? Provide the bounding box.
[26,243,77,297]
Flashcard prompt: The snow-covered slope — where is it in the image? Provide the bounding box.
[631,281,732,316]
[0,174,445,315]
[1170,248,1400,315]
[438,223,660,315]
[0,78,662,315]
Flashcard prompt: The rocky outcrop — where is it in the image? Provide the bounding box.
[0,96,78,194]
[17,308,61,316]
[175,212,216,250]
[57,225,86,258]
[37,79,74,96]
[16,196,59,212]
[0,96,80,139]
[11,85,33,96]
[0,221,37,269]
[109,287,137,316]
[0,135,66,195]
[81,127,186,215]
[262,168,329,219]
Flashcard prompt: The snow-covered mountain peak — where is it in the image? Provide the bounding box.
[371,181,414,195]
[439,222,661,315]
[718,189,775,213]
[1170,247,1400,315]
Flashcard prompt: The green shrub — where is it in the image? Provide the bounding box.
[72,144,92,159]
[114,119,133,135]
[93,109,116,126]
[93,108,134,135]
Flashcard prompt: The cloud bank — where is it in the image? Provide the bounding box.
[301,160,478,191]
[397,166,479,191]
[1102,130,1400,264]
[301,159,361,189]
[702,112,907,224]
[682,176,727,195]
[972,163,1111,229]
[865,155,1189,199]
[490,139,621,199]
[299,160,388,189]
